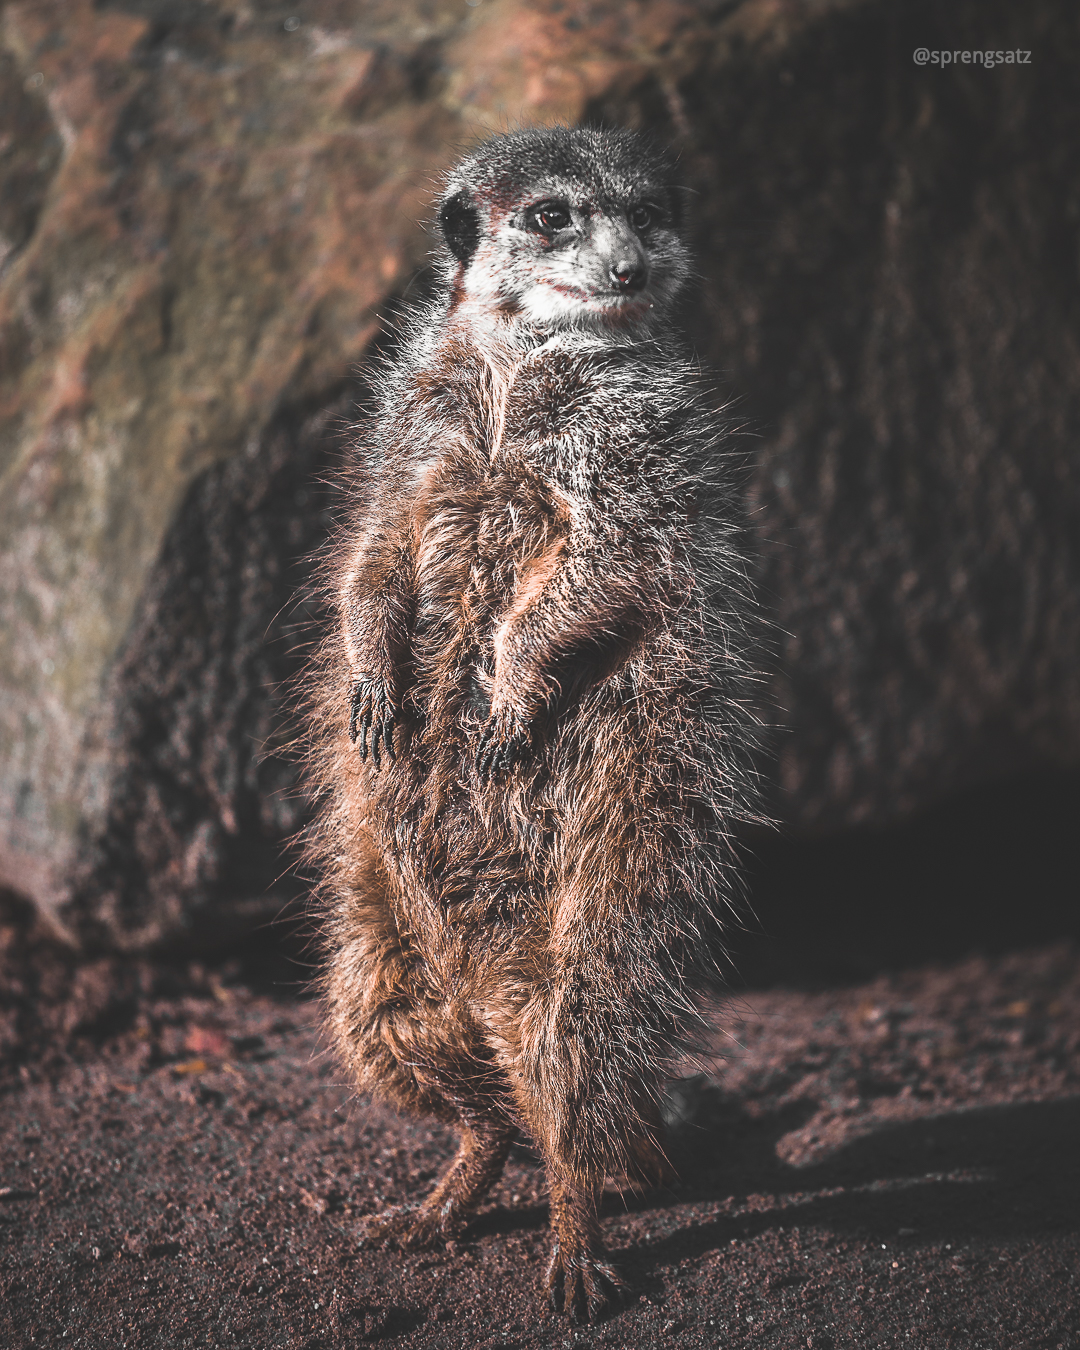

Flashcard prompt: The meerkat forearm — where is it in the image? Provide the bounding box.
[476,539,656,781]
[339,524,415,764]
[340,530,413,674]
[489,531,667,714]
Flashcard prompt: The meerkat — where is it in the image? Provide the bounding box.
[306,125,760,1323]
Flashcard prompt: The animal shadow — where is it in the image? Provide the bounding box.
[636,1086,1080,1267]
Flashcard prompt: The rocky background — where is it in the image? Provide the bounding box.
[2,5,1079,1346]
[1,0,1078,955]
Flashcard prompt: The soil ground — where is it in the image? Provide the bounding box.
[2,874,1078,1350]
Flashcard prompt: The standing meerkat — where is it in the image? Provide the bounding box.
[307,125,760,1323]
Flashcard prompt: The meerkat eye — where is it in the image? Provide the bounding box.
[525,200,572,237]
[628,202,659,233]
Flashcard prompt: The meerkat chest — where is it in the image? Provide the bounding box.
[408,349,581,611]
[413,462,567,630]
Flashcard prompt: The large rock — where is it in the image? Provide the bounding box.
[0,0,826,947]
[678,0,1080,828]
[0,0,1076,950]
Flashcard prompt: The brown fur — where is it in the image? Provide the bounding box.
[304,128,759,1323]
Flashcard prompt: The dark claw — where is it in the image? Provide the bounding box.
[348,691,362,745]
[476,712,528,785]
[349,677,395,769]
[548,1243,564,1313]
[357,1202,451,1252]
[582,1260,626,1324]
[546,1245,625,1324]
[383,715,396,763]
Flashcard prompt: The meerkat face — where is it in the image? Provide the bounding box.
[438,127,691,337]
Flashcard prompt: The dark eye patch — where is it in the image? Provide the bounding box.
[628,200,664,233]
[524,199,573,237]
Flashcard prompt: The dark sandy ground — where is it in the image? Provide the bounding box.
[1,892,1078,1350]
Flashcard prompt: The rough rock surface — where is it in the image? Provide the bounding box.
[1,894,1077,1347]
[677,0,1080,830]
[1,0,1078,949]
[2,0,790,943]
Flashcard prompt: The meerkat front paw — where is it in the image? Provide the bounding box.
[476,706,531,783]
[545,1241,627,1324]
[356,1201,460,1251]
[348,676,396,768]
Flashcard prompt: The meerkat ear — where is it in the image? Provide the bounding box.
[439,189,481,265]
[666,185,690,231]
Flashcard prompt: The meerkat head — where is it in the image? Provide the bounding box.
[436,126,691,337]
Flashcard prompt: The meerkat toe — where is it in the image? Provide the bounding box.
[475,726,498,783]
[546,1245,625,1324]
[348,677,396,768]
[546,1251,565,1314]
[347,680,370,748]
[582,1258,626,1323]
[476,715,529,783]
[356,1203,452,1252]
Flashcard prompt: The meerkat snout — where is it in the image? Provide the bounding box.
[586,214,650,293]
[609,257,647,293]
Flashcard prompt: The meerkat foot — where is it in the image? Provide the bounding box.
[545,1242,627,1324]
[348,676,396,768]
[356,1201,461,1251]
[476,707,530,783]
[360,1123,512,1252]
[544,1171,627,1322]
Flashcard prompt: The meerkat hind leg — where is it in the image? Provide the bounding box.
[545,1171,627,1324]
[358,1119,513,1251]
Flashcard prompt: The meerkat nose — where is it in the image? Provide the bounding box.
[610,262,647,293]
